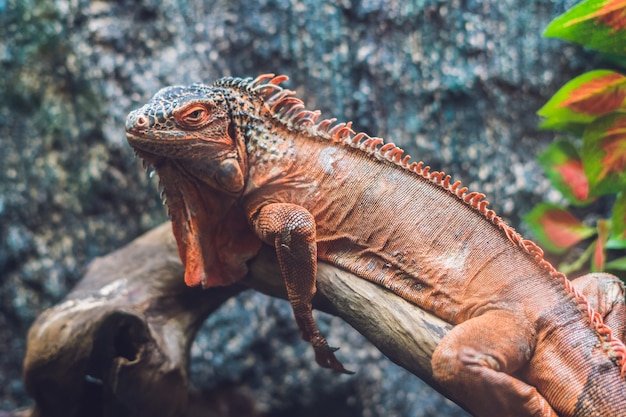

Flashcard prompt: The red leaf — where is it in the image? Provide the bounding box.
[544,0,626,55]
[538,209,590,249]
[599,117,626,181]
[593,220,610,271]
[554,159,589,201]
[559,72,626,115]
[600,137,626,176]
[524,204,596,253]
[565,0,626,32]
[597,0,626,32]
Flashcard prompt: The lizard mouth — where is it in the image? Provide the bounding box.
[127,131,223,162]
[125,130,170,147]
[126,132,188,163]
[128,142,164,170]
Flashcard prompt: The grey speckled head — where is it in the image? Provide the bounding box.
[125,78,263,194]
[125,83,230,156]
[125,76,271,166]
[128,76,309,161]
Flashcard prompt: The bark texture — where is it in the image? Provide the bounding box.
[22,223,453,417]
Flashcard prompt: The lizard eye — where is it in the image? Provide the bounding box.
[188,110,203,119]
[177,105,211,128]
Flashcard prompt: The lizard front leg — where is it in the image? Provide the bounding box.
[252,202,352,374]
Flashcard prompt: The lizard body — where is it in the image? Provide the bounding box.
[126,74,626,416]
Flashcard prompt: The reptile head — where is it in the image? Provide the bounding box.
[125,83,247,195]
[125,83,262,288]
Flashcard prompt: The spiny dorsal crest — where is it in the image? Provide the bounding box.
[212,73,626,375]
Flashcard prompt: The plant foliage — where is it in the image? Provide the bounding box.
[527,0,626,276]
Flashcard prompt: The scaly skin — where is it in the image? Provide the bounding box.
[126,74,626,416]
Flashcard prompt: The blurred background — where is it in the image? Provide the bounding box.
[0,0,596,415]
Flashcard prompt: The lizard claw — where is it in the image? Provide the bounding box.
[313,344,354,374]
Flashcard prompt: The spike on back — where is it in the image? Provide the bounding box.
[214,74,626,376]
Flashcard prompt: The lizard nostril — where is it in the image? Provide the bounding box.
[136,115,148,128]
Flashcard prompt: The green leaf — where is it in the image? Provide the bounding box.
[558,242,595,275]
[538,140,590,204]
[609,192,626,247]
[524,203,596,254]
[600,51,626,69]
[605,255,626,270]
[538,70,626,131]
[581,112,626,196]
[544,0,626,55]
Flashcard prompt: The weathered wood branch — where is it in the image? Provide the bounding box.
[22,223,454,417]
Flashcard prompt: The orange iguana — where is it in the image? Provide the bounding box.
[126,74,626,416]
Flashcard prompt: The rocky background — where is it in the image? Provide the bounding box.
[1,0,597,415]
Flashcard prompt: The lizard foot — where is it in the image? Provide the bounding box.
[311,336,354,374]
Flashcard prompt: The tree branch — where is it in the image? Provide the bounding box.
[22,222,455,417]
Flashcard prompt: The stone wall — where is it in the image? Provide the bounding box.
[0,0,592,415]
